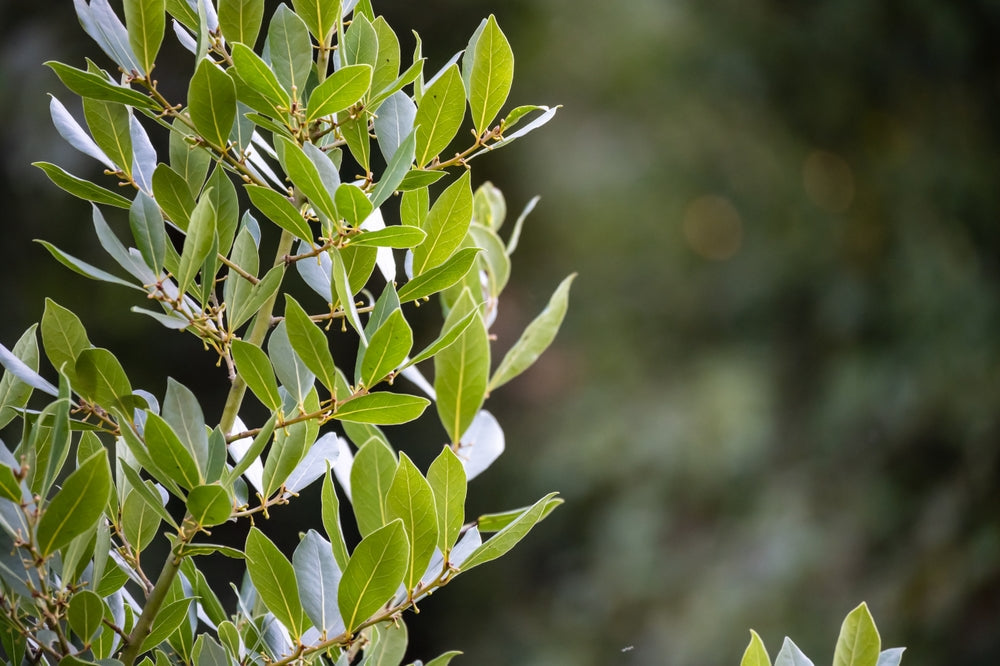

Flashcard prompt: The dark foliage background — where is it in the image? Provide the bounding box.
[2,1,999,664]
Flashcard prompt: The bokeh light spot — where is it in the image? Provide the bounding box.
[682,195,743,261]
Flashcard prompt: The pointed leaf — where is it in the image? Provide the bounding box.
[876,648,905,666]
[292,0,341,44]
[412,171,473,275]
[322,464,350,571]
[427,446,466,554]
[219,0,264,46]
[36,450,112,557]
[385,453,437,592]
[187,484,232,527]
[334,392,428,425]
[459,492,559,572]
[374,91,416,163]
[68,590,107,642]
[349,438,397,536]
[231,339,281,410]
[361,310,412,388]
[122,487,162,553]
[397,247,480,303]
[188,59,237,149]
[45,61,158,110]
[347,225,425,249]
[139,598,194,653]
[275,136,338,223]
[49,95,114,170]
[267,4,312,100]
[283,295,338,395]
[434,290,489,444]
[162,377,210,477]
[341,12,377,69]
[130,191,166,273]
[245,527,308,638]
[465,15,514,136]
[338,520,408,633]
[32,162,131,209]
[369,128,416,210]
[307,64,372,122]
[833,603,881,666]
[230,42,289,118]
[152,163,197,230]
[741,630,771,666]
[293,530,343,636]
[124,0,166,76]
[143,412,202,489]
[74,347,132,409]
[775,638,815,666]
[414,64,465,167]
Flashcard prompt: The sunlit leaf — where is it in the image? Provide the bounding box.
[338,519,408,632]
[245,527,308,638]
[741,630,771,666]
[188,59,237,149]
[414,64,465,167]
[306,63,372,121]
[219,0,264,46]
[833,603,881,666]
[123,0,165,76]
[385,453,438,592]
[459,492,559,572]
[412,171,473,275]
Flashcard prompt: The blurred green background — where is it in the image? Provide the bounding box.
[3,1,1000,664]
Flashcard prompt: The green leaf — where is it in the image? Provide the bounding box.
[168,116,209,197]
[130,191,166,274]
[283,295,339,396]
[0,465,21,502]
[427,446,466,555]
[36,449,111,557]
[122,487,161,554]
[350,438,397,536]
[369,128,416,210]
[224,412,276,486]
[306,64,372,122]
[193,634,230,666]
[403,311,477,370]
[219,0,265,46]
[477,497,562,534]
[82,98,132,176]
[292,529,342,636]
[261,418,316,498]
[143,412,202,489]
[385,453,437,592]
[464,15,514,136]
[176,192,217,294]
[434,289,489,444]
[334,392,429,425]
[741,630,771,666]
[206,166,240,255]
[186,484,232,527]
[425,652,463,666]
[398,168,445,191]
[268,321,317,407]
[139,598,193,653]
[245,527,308,638]
[245,184,313,242]
[188,59,237,149]
[267,4,312,100]
[152,163,196,230]
[230,264,284,331]
[229,42,290,118]
[340,114,371,172]
[775,638,815,666]
[360,310,412,388]
[120,460,178,529]
[338,520,408,633]
[342,12,378,69]
[488,273,575,392]
[412,171,473,275]
[67,589,106,642]
[833,603,881,666]
[397,247,480,303]
[231,339,282,411]
[41,299,90,379]
[459,492,559,572]
[162,378,210,478]
[275,136,339,223]
[366,621,408,666]
[347,225,426,249]
[370,16,400,95]
[329,246,366,340]
[124,0,165,76]
[32,161,130,208]
[334,183,373,229]
[165,0,198,30]
[45,61,158,110]
[469,223,510,298]
[292,0,341,44]
[414,64,465,167]
[473,180,506,231]
[0,326,39,430]
[74,347,132,409]
[322,465,350,571]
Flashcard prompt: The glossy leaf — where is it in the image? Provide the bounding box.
[349,438,397,536]
[361,309,412,388]
[267,4,312,100]
[206,166,240,255]
[139,598,193,653]
[477,496,562,533]
[347,225,426,249]
[338,519,408,633]
[122,487,161,554]
[219,0,264,46]
[124,0,165,75]
[741,630,771,666]
[833,603,880,666]
[283,295,338,395]
[292,0,341,43]
[333,184,372,230]
[152,163,196,230]
[143,412,202,489]
[32,162,131,209]
[334,392,429,425]
[36,449,111,557]
[187,484,232,527]
[45,61,158,110]
[293,529,343,636]
[340,115,371,172]
[41,299,90,378]
[176,193,217,294]
[322,465,350,571]
[188,59,237,149]
[414,64,465,167]
[245,527,308,638]
[307,63,372,121]
[464,15,514,136]
[434,289,489,444]
[230,42,289,118]
[74,347,131,408]
[385,453,438,592]
[371,15,400,94]
[425,652,463,666]
[489,273,575,392]
[412,171,473,275]
[427,446,466,554]
[397,247,480,303]
[460,492,560,572]
[67,589,106,642]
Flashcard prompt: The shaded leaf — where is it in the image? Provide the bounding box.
[45,61,157,110]
[188,59,237,149]
[322,464,350,571]
[293,529,343,636]
[349,438,397,536]
[434,289,489,444]
[283,295,338,395]
[187,484,232,527]
[32,162,131,209]
[36,449,111,557]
